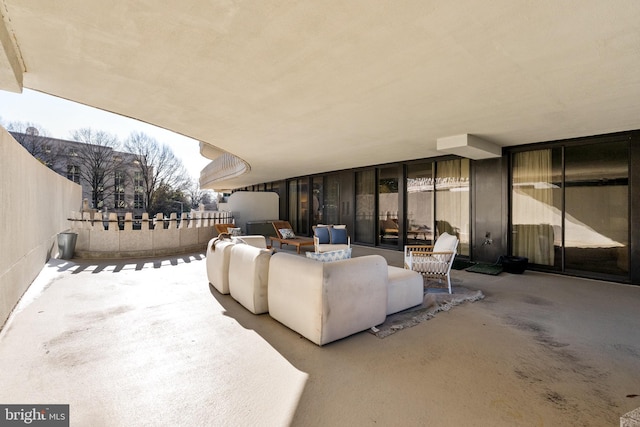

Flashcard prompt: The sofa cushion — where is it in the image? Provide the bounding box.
[228,244,272,314]
[306,248,352,262]
[206,239,236,294]
[233,235,267,249]
[330,227,348,244]
[433,232,457,252]
[387,266,424,315]
[279,228,296,239]
[314,243,351,254]
[314,226,331,244]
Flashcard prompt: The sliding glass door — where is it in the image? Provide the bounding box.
[378,166,400,246]
[406,162,434,244]
[288,178,309,235]
[564,141,628,277]
[355,170,375,244]
[511,148,562,269]
[511,140,629,279]
[435,159,470,256]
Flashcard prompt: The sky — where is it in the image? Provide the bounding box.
[0,88,210,181]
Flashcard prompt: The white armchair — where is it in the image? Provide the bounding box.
[312,224,351,253]
[404,232,459,293]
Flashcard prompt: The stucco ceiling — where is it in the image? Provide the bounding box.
[1,1,639,190]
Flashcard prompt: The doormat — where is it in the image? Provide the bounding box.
[466,263,503,275]
[452,259,475,270]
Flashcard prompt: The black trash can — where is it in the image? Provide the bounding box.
[500,256,528,274]
[58,232,78,260]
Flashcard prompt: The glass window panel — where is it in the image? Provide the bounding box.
[511,149,562,267]
[406,162,434,244]
[288,180,299,232]
[435,159,470,256]
[378,166,399,246]
[312,177,323,225]
[564,142,628,276]
[299,179,309,234]
[134,193,144,209]
[66,164,80,183]
[288,179,309,235]
[323,175,340,225]
[355,170,375,244]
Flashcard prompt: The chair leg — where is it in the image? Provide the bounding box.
[446,274,452,294]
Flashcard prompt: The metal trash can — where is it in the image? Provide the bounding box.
[57,232,78,260]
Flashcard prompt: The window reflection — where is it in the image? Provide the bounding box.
[435,159,470,256]
[564,142,628,276]
[512,142,629,278]
[511,149,562,267]
[378,166,399,246]
[406,163,434,244]
[355,170,375,244]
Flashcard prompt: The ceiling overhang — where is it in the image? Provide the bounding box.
[0,2,638,191]
[437,134,502,160]
[0,12,23,93]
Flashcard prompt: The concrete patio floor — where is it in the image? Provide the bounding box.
[0,245,639,426]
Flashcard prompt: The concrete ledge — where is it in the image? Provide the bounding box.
[71,215,219,260]
[621,407,640,427]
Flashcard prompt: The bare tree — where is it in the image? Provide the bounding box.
[124,132,190,212]
[7,121,58,167]
[185,178,216,210]
[70,127,123,210]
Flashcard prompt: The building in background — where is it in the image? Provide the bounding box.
[11,129,145,217]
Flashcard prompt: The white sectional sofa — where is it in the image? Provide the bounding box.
[207,236,425,346]
[268,253,388,346]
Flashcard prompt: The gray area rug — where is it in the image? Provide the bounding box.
[370,286,485,339]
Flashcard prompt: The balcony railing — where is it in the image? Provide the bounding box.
[67,210,234,258]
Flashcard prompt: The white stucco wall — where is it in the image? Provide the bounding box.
[218,191,279,232]
[0,127,81,328]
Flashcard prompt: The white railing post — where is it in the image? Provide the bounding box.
[124,212,133,231]
[108,213,118,232]
[94,212,104,231]
[82,212,93,230]
[155,213,164,231]
[142,212,150,230]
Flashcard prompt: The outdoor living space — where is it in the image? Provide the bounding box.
[0,244,638,426]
